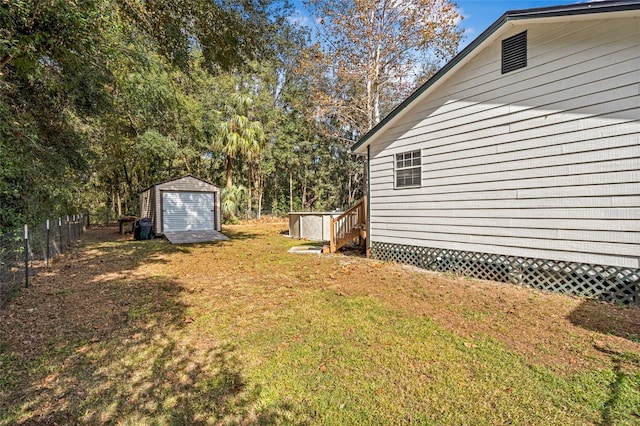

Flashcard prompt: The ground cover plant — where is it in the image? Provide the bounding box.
[1,221,639,425]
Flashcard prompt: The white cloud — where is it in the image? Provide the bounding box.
[287,9,311,27]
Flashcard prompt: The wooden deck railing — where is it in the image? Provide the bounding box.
[329,197,366,253]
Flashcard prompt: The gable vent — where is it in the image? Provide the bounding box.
[502,31,527,74]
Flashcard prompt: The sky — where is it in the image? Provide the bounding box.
[291,0,590,50]
[454,0,586,48]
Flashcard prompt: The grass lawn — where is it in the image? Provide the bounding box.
[1,221,639,425]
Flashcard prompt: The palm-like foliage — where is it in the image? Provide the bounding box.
[213,94,265,188]
[221,184,246,223]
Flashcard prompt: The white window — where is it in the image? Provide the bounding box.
[395,150,421,188]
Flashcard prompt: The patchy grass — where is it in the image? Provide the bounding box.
[1,222,639,425]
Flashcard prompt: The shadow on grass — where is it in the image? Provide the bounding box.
[14,335,303,424]
[567,299,640,343]
[221,230,260,241]
[595,345,640,426]
[291,241,325,247]
[0,228,306,425]
[158,229,260,252]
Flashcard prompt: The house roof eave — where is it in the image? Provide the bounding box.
[351,0,640,155]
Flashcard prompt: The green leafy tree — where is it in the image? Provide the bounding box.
[115,0,291,71]
[213,94,265,189]
[0,0,295,228]
[0,0,113,228]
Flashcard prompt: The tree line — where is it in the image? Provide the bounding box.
[0,0,462,229]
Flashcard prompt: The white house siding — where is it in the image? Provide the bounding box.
[368,17,640,269]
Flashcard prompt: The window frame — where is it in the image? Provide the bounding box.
[394,150,422,189]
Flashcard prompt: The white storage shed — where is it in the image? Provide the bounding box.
[140,175,222,236]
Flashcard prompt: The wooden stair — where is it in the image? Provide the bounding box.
[328,197,367,253]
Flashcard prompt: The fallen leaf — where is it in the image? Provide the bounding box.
[319,363,327,373]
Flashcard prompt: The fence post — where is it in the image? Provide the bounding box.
[24,224,29,288]
[66,215,70,246]
[46,219,50,267]
[59,217,63,254]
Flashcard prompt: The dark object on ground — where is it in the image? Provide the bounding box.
[118,216,137,234]
[134,218,154,240]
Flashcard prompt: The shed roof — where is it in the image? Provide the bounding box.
[351,0,640,154]
[139,174,220,194]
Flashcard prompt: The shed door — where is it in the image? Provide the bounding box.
[162,191,215,232]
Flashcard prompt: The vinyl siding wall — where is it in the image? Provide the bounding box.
[368,17,640,269]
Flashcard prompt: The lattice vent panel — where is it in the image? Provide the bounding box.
[371,242,639,305]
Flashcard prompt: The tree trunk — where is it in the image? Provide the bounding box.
[247,181,252,219]
[0,54,13,68]
[109,192,115,225]
[256,172,263,219]
[247,163,253,219]
[366,12,383,130]
[366,78,374,131]
[289,171,293,212]
[226,156,233,188]
[116,192,122,217]
[183,155,192,174]
[272,176,278,216]
[195,156,202,176]
[122,164,132,198]
[301,184,307,210]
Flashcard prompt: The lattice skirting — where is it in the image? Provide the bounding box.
[371,242,639,305]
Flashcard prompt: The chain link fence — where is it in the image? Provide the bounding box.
[0,214,88,308]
